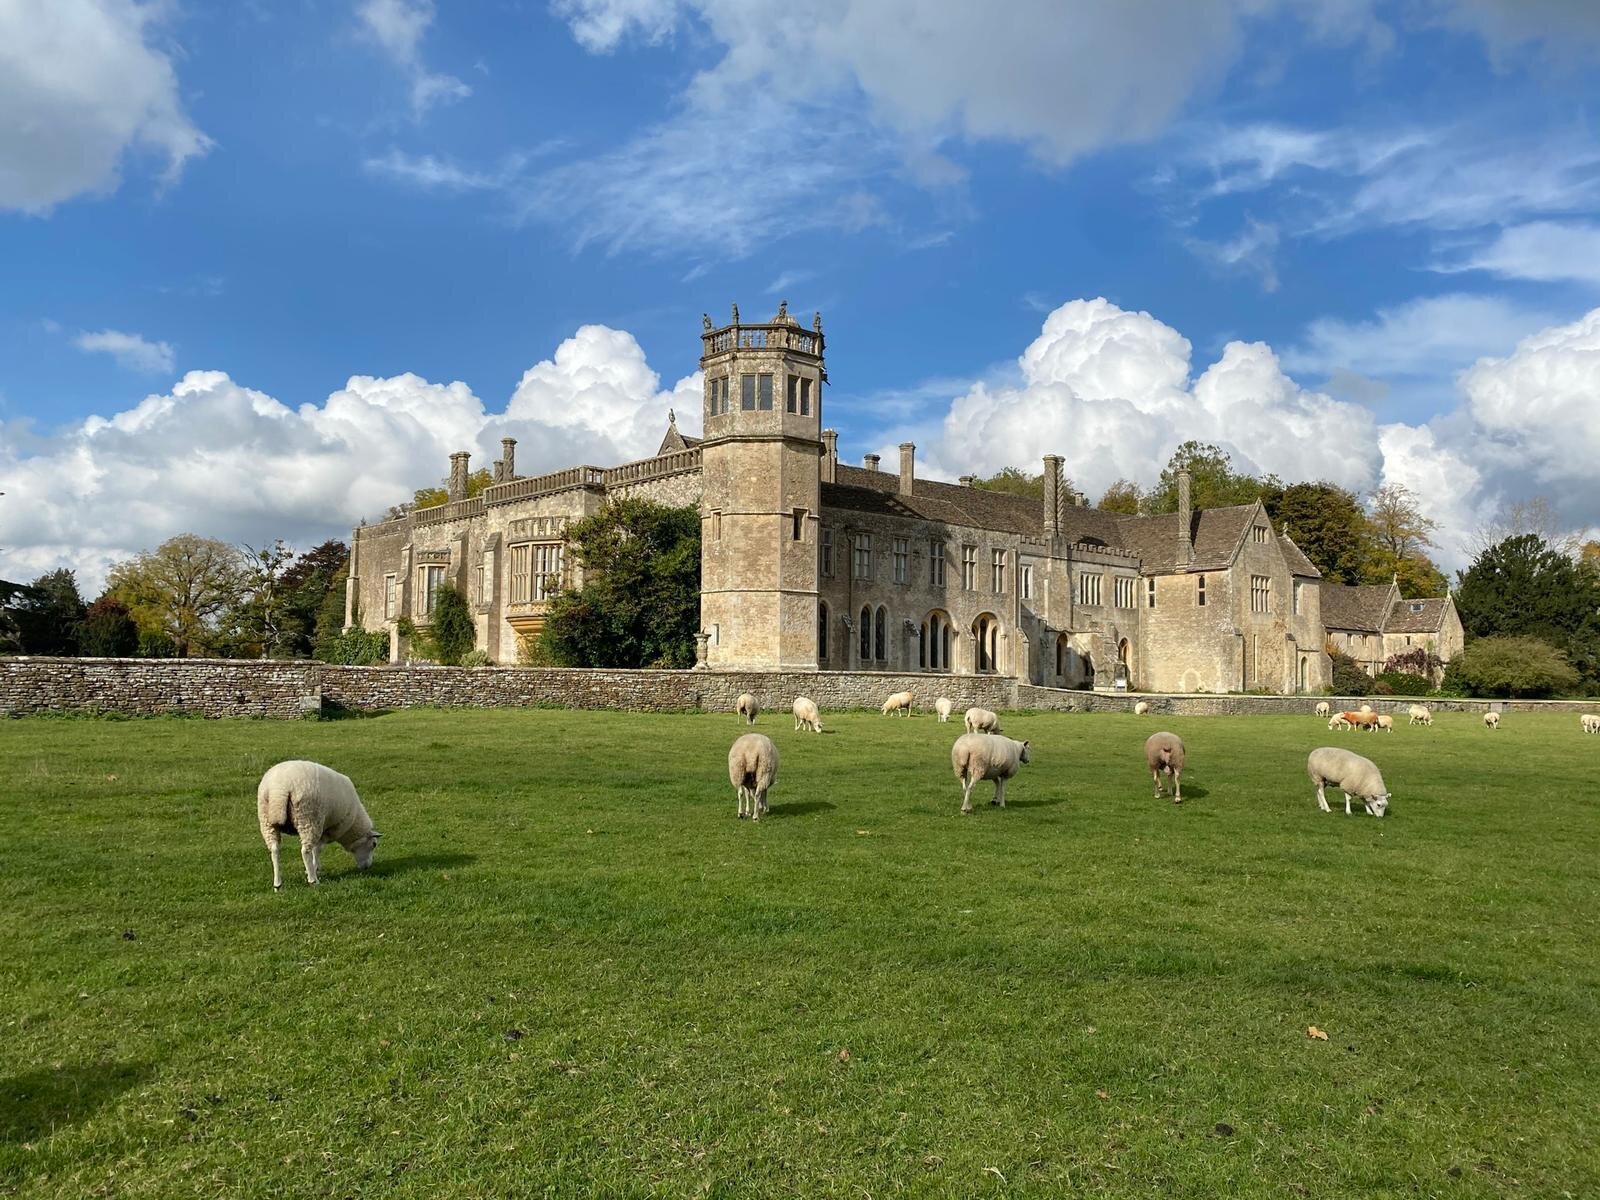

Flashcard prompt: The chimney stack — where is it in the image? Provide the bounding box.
[492,460,505,483]
[864,453,880,472]
[448,451,470,502]
[1177,467,1194,567]
[501,437,517,479]
[1043,455,1063,537]
[959,474,976,487]
[821,428,838,482]
[898,442,915,496]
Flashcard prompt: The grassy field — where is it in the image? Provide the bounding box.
[2,705,1598,1198]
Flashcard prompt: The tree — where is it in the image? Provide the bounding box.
[1444,636,1581,698]
[1363,483,1444,596]
[230,539,297,658]
[107,534,246,657]
[1097,479,1143,514]
[80,596,139,657]
[1260,482,1371,585]
[535,500,701,668]
[969,467,1046,499]
[12,568,87,655]
[395,467,496,517]
[1327,647,1371,696]
[1146,442,1267,514]
[1455,533,1600,690]
[411,585,475,665]
[1472,496,1583,559]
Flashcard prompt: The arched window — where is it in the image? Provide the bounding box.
[1056,634,1069,678]
[874,606,887,661]
[974,614,1000,673]
[818,602,829,663]
[920,611,952,671]
[859,606,871,663]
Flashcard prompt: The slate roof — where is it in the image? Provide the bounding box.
[1113,504,1260,574]
[656,421,701,455]
[1320,583,1396,633]
[1385,596,1451,634]
[1279,533,1322,579]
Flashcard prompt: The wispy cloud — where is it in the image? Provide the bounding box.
[766,269,816,296]
[365,148,515,191]
[355,0,470,118]
[1434,220,1600,286]
[1186,216,1280,291]
[73,329,176,375]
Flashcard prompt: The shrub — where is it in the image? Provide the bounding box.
[321,627,390,665]
[80,597,139,657]
[1327,648,1370,696]
[404,588,476,665]
[1375,671,1433,696]
[459,648,492,668]
[137,630,178,658]
[1383,646,1443,680]
[1444,636,1581,698]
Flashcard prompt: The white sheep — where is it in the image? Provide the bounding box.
[1484,711,1500,730]
[1144,732,1185,804]
[951,733,1030,814]
[1315,701,1331,718]
[881,690,915,717]
[1133,700,1150,716]
[728,733,778,821]
[1359,703,1374,714]
[735,692,759,725]
[1328,713,1351,731]
[1582,713,1600,734]
[1408,704,1432,726]
[792,696,823,733]
[1375,714,1394,733]
[1307,746,1390,818]
[934,697,954,723]
[257,760,381,891]
[964,707,1002,734]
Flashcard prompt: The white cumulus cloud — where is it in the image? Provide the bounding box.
[0,0,211,213]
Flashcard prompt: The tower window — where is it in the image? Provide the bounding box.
[786,375,799,414]
[820,527,834,577]
[800,377,811,416]
[1147,576,1156,608]
[1196,574,1206,607]
[757,374,774,410]
[740,375,755,410]
[710,375,730,415]
[1020,562,1033,600]
[792,508,806,541]
[711,510,722,541]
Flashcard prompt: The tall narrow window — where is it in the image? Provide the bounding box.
[820,527,834,577]
[785,375,799,414]
[929,541,946,586]
[533,544,563,600]
[792,508,805,541]
[1251,574,1271,614]
[1197,574,1207,607]
[818,602,829,662]
[384,573,397,619]
[874,606,886,661]
[853,534,872,580]
[757,374,773,410]
[1147,576,1156,608]
[474,562,484,602]
[711,510,723,541]
[991,548,1007,593]
[510,544,530,602]
[799,377,811,416]
[419,564,445,615]
[1077,572,1102,606]
[1114,576,1135,609]
[893,538,909,584]
[961,546,977,590]
[740,374,756,410]
[1020,563,1033,600]
[1293,578,1303,615]
[859,606,871,661]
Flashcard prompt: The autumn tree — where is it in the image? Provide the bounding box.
[108,534,246,657]
[80,595,139,657]
[393,468,495,518]
[1363,483,1445,597]
[1145,442,1267,514]
[1096,479,1143,514]
[969,467,1046,499]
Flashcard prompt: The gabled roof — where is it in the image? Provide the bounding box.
[1385,596,1452,634]
[1321,582,1397,633]
[656,420,701,455]
[1279,532,1321,579]
[1113,504,1260,574]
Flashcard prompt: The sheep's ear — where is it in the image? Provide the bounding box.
[1021,740,1030,750]
[372,830,383,839]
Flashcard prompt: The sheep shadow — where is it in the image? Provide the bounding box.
[766,801,837,819]
[0,1062,153,1145]
[355,851,478,881]
[316,702,394,721]
[1002,796,1070,809]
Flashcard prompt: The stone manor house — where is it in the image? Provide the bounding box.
[345,304,1463,692]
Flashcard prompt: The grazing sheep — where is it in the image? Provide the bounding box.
[951,733,1030,814]
[934,697,954,723]
[257,760,381,891]
[1144,732,1186,803]
[1484,711,1500,730]
[964,707,1002,734]
[1359,703,1374,715]
[1133,701,1150,716]
[1375,714,1394,733]
[1328,714,1351,732]
[1408,704,1432,727]
[792,696,823,733]
[881,690,915,717]
[728,733,779,821]
[735,692,759,725]
[1340,710,1377,732]
[1315,701,1331,718]
[1307,746,1390,818]
[1582,713,1600,734]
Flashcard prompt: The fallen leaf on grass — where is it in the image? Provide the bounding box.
[836,1048,851,1063]
[983,1166,1007,1182]
[1307,1026,1329,1041]
[855,829,872,836]
[1095,1089,1110,1100]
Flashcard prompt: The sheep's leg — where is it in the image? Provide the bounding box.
[995,777,1007,808]
[1152,767,1162,799]
[1315,781,1330,813]
[1172,769,1182,804]
[264,828,283,891]
[752,788,765,822]
[960,776,974,814]
[301,837,319,885]
[1343,792,1353,816]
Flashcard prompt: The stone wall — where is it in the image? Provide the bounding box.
[3,657,1594,720]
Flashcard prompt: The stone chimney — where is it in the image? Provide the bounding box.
[1042,454,1063,537]
[821,428,838,483]
[864,453,881,472]
[898,442,915,496]
[448,451,470,502]
[492,459,505,483]
[1177,467,1194,567]
[959,474,976,487]
[501,437,517,479]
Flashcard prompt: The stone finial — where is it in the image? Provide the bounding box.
[813,311,822,333]
[731,302,739,324]
[959,474,976,487]
[702,312,712,331]
[776,299,788,321]
[668,407,676,426]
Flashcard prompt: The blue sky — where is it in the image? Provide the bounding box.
[4,0,1600,589]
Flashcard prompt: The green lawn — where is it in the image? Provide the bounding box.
[2,707,1597,1198]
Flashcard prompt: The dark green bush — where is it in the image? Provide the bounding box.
[1327,648,1370,696]
[1375,671,1433,696]
[1444,636,1580,698]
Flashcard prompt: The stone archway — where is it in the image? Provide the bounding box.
[921,609,953,671]
[973,612,1001,673]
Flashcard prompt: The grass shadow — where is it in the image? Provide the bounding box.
[316,702,394,721]
[357,851,478,880]
[766,801,837,819]
[1003,796,1070,809]
[0,1062,154,1145]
